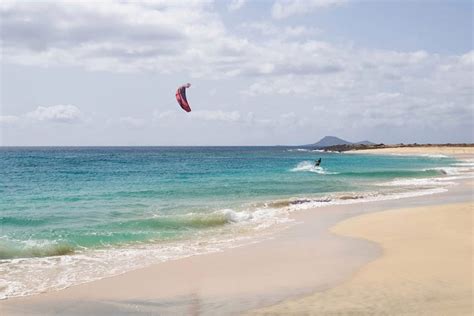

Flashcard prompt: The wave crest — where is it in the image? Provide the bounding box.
[290,161,337,174]
[0,239,74,260]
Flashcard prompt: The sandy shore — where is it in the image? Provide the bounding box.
[348,146,474,159]
[250,201,473,315]
[3,182,472,315]
[1,200,383,315]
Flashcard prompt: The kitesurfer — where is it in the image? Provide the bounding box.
[176,83,192,112]
[315,158,321,167]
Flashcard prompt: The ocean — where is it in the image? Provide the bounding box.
[0,146,470,298]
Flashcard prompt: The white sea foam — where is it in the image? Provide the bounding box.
[287,148,338,153]
[0,227,272,300]
[452,162,474,167]
[0,206,293,300]
[380,159,474,187]
[285,187,448,212]
[219,207,292,229]
[220,209,253,223]
[384,153,450,158]
[287,148,311,152]
[424,166,474,176]
[17,239,61,249]
[417,154,450,158]
[0,183,451,300]
[290,161,338,174]
[379,178,456,187]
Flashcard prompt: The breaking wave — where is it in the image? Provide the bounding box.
[0,239,75,260]
[290,161,338,174]
[287,148,312,152]
[387,153,450,158]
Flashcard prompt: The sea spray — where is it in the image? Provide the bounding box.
[290,161,338,174]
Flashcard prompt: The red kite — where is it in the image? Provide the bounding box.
[176,83,192,112]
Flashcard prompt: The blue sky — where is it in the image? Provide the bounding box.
[1,0,473,145]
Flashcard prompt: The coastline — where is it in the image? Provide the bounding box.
[1,196,384,315]
[249,147,473,315]
[1,147,473,315]
[1,1,471,315]
[347,146,474,159]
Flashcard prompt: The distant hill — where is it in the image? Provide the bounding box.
[306,136,352,147]
[304,136,374,148]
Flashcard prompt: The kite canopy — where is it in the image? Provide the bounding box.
[176,83,192,112]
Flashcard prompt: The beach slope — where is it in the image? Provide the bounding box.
[250,202,473,315]
[348,146,474,158]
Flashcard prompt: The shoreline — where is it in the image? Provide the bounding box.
[347,146,474,159]
[249,147,473,314]
[2,148,472,315]
[2,197,384,314]
[2,180,472,315]
[1,150,462,301]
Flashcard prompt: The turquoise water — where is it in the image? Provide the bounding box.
[2,146,468,298]
[0,147,456,260]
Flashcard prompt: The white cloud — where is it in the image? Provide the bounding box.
[0,1,339,79]
[190,110,241,122]
[152,110,177,121]
[152,109,242,122]
[460,51,474,65]
[268,112,309,128]
[271,0,346,19]
[241,45,473,133]
[26,105,82,123]
[1,1,472,144]
[0,115,19,125]
[118,116,145,128]
[368,50,429,66]
[0,0,223,74]
[228,0,247,11]
[365,92,402,103]
[240,22,321,39]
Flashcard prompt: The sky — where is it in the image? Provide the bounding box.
[1,0,473,146]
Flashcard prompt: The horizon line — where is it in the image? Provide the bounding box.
[1,142,473,148]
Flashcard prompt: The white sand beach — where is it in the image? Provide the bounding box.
[250,201,473,315]
[349,146,474,159]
